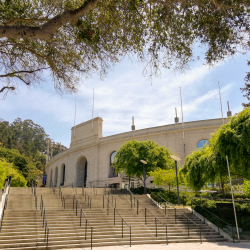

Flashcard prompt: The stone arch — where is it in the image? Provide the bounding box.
[60,164,66,186]
[76,156,88,187]
[54,166,58,187]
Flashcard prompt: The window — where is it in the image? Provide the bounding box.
[110,151,117,164]
[109,151,117,178]
[197,139,208,149]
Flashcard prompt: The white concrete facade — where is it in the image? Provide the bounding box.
[45,117,224,188]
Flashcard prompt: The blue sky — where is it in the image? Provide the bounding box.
[1,52,249,148]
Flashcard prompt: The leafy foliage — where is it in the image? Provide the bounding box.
[241,61,250,108]
[113,139,175,179]
[149,168,177,191]
[243,180,250,197]
[0,0,249,97]
[0,158,27,188]
[181,107,250,193]
[0,147,39,186]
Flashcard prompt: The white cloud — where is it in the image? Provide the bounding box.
[1,52,248,147]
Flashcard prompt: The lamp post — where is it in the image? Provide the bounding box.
[140,160,147,194]
[170,155,181,206]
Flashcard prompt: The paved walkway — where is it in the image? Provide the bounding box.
[65,242,250,250]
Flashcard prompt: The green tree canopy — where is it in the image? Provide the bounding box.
[149,168,177,191]
[0,146,40,186]
[0,0,249,97]
[214,107,250,179]
[181,107,250,194]
[113,139,175,180]
[0,158,27,188]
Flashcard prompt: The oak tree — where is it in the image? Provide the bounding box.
[0,0,249,98]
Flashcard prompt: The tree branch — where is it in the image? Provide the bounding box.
[0,86,15,93]
[4,18,50,26]
[0,0,99,42]
[0,68,50,78]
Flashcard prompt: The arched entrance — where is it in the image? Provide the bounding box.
[76,156,87,187]
[54,167,58,187]
[61,164,65,186]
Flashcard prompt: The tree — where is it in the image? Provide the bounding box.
[0,0,249,97]
[113,139,175,180]
[181,107,250,196]
[149,168,176,191]
[0,158,27,188]
[214,107,250,179]
[241,61,250,108]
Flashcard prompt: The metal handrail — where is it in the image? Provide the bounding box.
[126,189,169,240]
[73,194,93,249]
[0,176,11,232]
[130,188,203,243]
[40,195,49,248]
[193,195,250,203]
[185,195,235,241]
[84,190,92,209]
[104,193,132,246]
[59,186,65,209]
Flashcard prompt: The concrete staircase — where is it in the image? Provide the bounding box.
[0,187,226,250]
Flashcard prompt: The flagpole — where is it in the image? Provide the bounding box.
[218,81,224,124]
[74,96,76,137]
[92,89,94,130]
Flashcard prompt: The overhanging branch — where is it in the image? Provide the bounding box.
[0,0,99,42]
[0,67,50,78]
[0,86,15,93]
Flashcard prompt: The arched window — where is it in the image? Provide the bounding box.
[109,151,117,178]
[110,151,117,164]
[197,139,208,149]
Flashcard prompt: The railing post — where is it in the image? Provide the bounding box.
[114,208,115,225]
[88,195,89,207]
[76,201,77,216]
[130,226,131,247]
[175,208,176,224]
[200,224,202,244]
[145,208,147,225]
[187,218,189,236]
[80,210,82,226]
[91,227,93,249]
[115,198,116,208]
[85,220,87,240]
[122,219,123,238]
[103,196,104,209]
[155,218,157,237]
[165,203,166,215]
[107,200,109,215]
[137,200,139,215]
[73,195,74,210]
[166,225,168,245]
[90,198,91,209]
